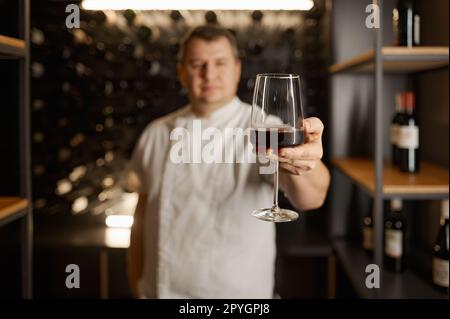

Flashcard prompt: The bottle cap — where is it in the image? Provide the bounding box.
[391,198,403,211]
[395,93,404,112]
[441,199,449,220]
[404,91,415,110]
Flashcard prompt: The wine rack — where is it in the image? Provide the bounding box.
[0,0,32,298]
[329,0,448,298]
[29,3,330,224]
[26,1,332,298]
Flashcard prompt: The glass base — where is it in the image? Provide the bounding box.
[252,207,299,223]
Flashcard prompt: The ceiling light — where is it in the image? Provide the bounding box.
[82,0,314,11]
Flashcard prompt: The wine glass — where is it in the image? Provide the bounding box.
[250,73,305,222]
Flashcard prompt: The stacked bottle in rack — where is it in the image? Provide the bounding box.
[432,199,449,293]
[384,198,407,273]
[390,91,420,173]
[362,199,374,256]
[393,0,420,47]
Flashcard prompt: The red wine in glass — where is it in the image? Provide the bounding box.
[250,127,305,152]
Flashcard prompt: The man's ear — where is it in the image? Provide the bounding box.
[177,63,187,87]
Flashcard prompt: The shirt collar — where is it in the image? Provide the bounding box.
[187,97,241,123]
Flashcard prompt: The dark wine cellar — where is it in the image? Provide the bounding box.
[1,0,332,298]
[28,2,329,221]
[0,0,448,301]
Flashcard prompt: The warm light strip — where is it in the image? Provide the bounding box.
[105,215,134,228]
[82,0,314,11]
[105,228,130,248]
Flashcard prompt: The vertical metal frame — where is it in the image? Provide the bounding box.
[19,0,32,299]
[373,0,384,281]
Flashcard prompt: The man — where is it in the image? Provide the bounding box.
[125,25,330,298]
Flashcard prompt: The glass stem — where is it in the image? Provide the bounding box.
[273,159,279,210]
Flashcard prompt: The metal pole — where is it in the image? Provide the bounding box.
[19,0,32,299]
[100,250,109,299]
[373,0,384,280]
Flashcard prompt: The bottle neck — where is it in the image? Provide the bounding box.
[404,92,415,114]
[395,93,404,113]
[391,199,403,212]
[404,105,415,115]
[396,105,404,113]
[440,200,449,225]
[440,212,449,226]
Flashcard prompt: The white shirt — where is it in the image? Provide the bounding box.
[125,97,276,298]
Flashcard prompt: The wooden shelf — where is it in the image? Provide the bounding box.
[35,223,130,250]
[0,197,28,225]
[329,46,449,74]
[333,240,448,299]
[332,157,449,199]
[0,34,26,58]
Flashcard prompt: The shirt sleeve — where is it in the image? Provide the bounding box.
[122,129,150,194]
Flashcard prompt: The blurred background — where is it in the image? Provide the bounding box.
[0,0,448,299]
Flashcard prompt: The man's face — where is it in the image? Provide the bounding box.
[178,36,241,111]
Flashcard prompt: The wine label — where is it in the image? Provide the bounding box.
[363,227,373,250]
[385,229,403,258]
[432,257,449,288]
[390,124,399,144]
[397,126,419,149]
[414,14,420,45]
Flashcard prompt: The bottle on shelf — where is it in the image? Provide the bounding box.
[362,199,374,255]
[390,93,405,167]
[393,0,420,47]
[384,198,407,273]
[398,91,420,173]
[432,199,449,293]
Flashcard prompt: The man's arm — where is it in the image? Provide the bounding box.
[277,117,330,211]
[279,160,330,211]
[128,193,147,298]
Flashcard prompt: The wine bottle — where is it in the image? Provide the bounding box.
[398,91,419,173]
[432,200,449,293]
[204,11,218,24]
[362,206,374,255]
[385,198,406,273]
[391,93,405,166]
[393,0,420,47]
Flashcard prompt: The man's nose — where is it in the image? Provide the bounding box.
[201,63,216,81]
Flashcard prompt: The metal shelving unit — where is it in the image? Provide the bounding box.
[0,0,32,299]
[329,0,449,298]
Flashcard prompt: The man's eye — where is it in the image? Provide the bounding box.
[191,63,203,69]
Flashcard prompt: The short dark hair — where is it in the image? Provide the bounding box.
[177,24,239,63]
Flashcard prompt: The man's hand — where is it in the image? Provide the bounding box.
[277,117,324,175]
